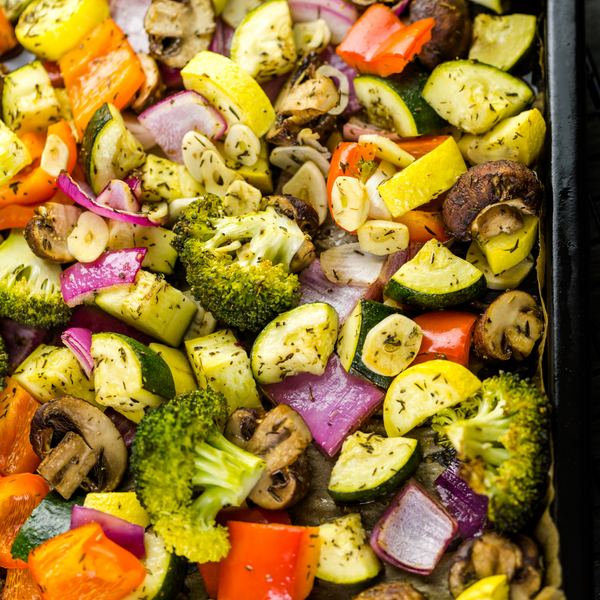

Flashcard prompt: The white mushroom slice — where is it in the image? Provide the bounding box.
[223,124,261,166]
[223,180,262,216]
[297,128,330,155]
[40,134,70,177]
[293,20,331,54]
[270,145,330,176]
[200,150,243,197]
[282,161,328,225]
[358,134,415,168]
[67,212,109,263]
[330,177,370,232]
[278,76,339,118]
[367,161,395,220]
[182,130,220,183]
[316,65,349,115]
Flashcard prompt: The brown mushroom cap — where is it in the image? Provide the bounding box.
[409,0,472,71]
[353,582,428,600]
[473,290,544,361]
[131,53,165,113]
[30,396,127,498]
[449,532,542,599]
[263,194,320,239]
[442,161,544,242]
[25,203,83,263]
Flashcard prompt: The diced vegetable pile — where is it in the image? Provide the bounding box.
[0,0,554,598]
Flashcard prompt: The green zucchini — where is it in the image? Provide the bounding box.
[338,300,403,389]
[148,344,198,396]
[422,60,534,135]
[11,491,85,561]
[81,103,146,195]
[90,333,176,422]
[123,530,187,600]
[12,344,96,405]
[2,61,61,135]
[94,270,197,347]
[185,329,262,415]
[469,14,537,72]
[251,303,338,385]
[354,66,446,137]
[0,120,34,186]
[328,432,421,502]
[384,240,486,309]
[140,155,204,203]
[316,513,381,584]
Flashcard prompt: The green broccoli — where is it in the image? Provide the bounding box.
[431,372,551,533]
[0,229,71,328]
[131,388,266,563]
[172,194,306,332]
[0,334,8,391]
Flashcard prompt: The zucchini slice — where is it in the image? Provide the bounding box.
[140,155,204,203]
[91,333,176,422]
[383,360,481,437]
[328,432,421,502]
[185,329,261,414]
[2,61,61,135]
[94,270,198,347]
[338,300,418,389]
[469,14,537,72]
[251,303,338,385]
[229,0,297,83]
[148,344,197,396]
[316,513,381,584]
[354,67,446,137]
[384,240,486,310]
[422,60,534,135]
[81,103,146,195]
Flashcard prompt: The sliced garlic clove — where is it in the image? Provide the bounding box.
[223,180,262,216]
[41,134,70,177]
[67,211,109,263]
[200,150,243,197]
[223,124,261,167]
[282,160,328,225]
[182,131,220,183]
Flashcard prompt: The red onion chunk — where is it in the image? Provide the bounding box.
[377,244,422,287]
[320,243,386,286]
[139,90,227,163]
[343,118,402,142]
[97,179,141,213]
[370,479,458,575]
[124,175,142,200]
[263,354,384,456]
[160,64,183,89]
[61,327,94,377]
[104,407,138,450]
[123,111,157,151]
[209,18,235,57]
[71,505,145,558]
[0,319,49,374]
[288,0,357,44]
[261,73,290,104]
[109,0,152,53]
[320,46,361,114]
[57,172,165,227]
[391,0,410,15]
[299,259,381,323]
[435,459,488,540]
[65,306,155,346]
[60,248,147,308]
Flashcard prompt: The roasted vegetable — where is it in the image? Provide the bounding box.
[353,582,428,600]
[431,373,551,532]
[0,335,7,391]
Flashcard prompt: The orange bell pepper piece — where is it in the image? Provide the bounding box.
[28,523,146,600]
[0,380,42,477]
[217,522,321,600]
[0,120,77,207]
[0,204,42,229]
[59,19,144,136]
[0,9,18,58]
[0,473,49,568]
[395,211,450,244]
[327,142,377,202]
[397,135,451,160]
[2,568,42,600]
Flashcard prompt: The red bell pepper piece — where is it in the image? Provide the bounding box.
[0,380,41,476]
[397,135,451,160]
[2,568,42,600]
[395,211,450,244]
[28,522,146,600]
[43,61,65,88]
[0,473,50,568]
[337,4,434,77]
[412,311,478,368]
[217,522,321,600]
[199,507,293,598]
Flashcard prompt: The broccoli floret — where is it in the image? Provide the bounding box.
[0,229,71,328]
[431,372,551,533]
[0,334,8,391]
[131,388,266,563]
[173,195,306,332]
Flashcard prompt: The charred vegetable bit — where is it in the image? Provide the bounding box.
[172,194,311,332]
[0,229,71,328]
[432,373,551,533]
[131,388,266,563]
[0,334,8,391]
[353,582,429,600]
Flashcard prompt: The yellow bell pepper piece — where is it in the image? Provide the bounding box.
[456,575,510,600]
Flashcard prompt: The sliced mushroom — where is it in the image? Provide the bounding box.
[472,202,524,240]
[145,0,215,69]
[267,113,337,148]
[278,76,339,119]
[131,53,165,113]
[25,203,84,263]
[30,396,128,499]
[449,532,542,599]
[270,145,330,176]
[263,194,320,238]
[473,290,544,361]
[353,582,428,600]
[225,405,313,509]
[442,161,544,242]
[290,239,316,272]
